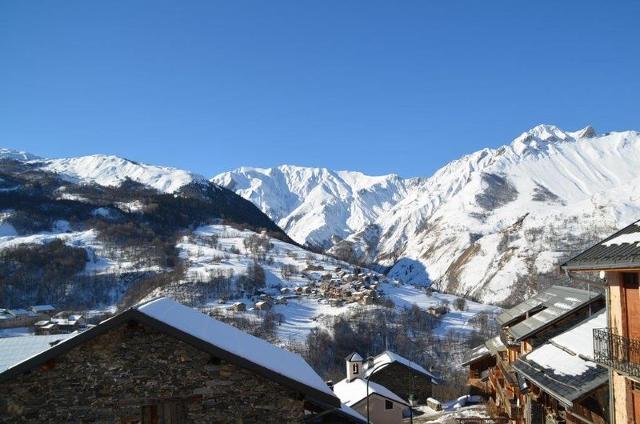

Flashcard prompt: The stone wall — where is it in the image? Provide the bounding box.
[0,321,305,423]
[369,362,432,404]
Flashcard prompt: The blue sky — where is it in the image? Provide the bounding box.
[1,1,639,178]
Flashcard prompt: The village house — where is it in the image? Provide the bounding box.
[464,285,604,423]
[333,353,410,424]
[512,310,609,424]
[461,335,506,398]
[0,297,365,423]
[562,219,640,424]
[362,350,438,405]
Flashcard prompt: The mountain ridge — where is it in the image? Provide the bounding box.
[214,125,640,303]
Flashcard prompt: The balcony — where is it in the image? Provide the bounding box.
[593,328,640,378]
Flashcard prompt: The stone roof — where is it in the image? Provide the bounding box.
[563,219,640,270]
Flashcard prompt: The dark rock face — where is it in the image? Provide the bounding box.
[0,322,305,423]
[368,362,433,405]
[475,173,518,210]
[531,183,564,204]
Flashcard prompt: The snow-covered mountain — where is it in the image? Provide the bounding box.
[213,165,410,248]
[0,149,206,194]
[214,125,640,303]
[42,155,208,193]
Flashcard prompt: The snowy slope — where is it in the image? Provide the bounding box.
[214,125,640,303]
[149,223,497,342]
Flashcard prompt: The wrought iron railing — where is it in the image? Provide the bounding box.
[593,328,640,378]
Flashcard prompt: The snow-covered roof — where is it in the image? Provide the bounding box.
[333,377,409,407]
[0,297,340,408]
[0,334,72,373]
[137,298,336,401]
[461,344,490,367]
[502,286,602,342]
[346,352,363,362]
[30,305,55,312]
[564,219,640,270]
[8,308,37,317]
[363,350,436,382]
[484,335,506,354]
[513,310,608,407]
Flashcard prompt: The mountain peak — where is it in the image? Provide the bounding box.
[570,125,596,139]
[510,124,598,156]
[515,124,571,144]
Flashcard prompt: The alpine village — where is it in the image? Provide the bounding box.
[3,183,640,424]
[4,2,640,423]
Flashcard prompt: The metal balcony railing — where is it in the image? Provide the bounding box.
[593,328,640,378]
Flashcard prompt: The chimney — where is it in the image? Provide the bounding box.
[346,352,363,382]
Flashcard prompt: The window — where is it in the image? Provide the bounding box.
[385,400,393,410]
[352,363,359,374]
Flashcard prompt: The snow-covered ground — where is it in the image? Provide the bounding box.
[178,224,348,287]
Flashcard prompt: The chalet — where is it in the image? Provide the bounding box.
[363,350,438,405]
[333,353,410,424]
[462,335,506,397]
[0,297,358,423]
[562,219,640,423]
[467,285,603,423]
[512,310,609,424]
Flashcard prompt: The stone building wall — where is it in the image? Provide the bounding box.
[369,362,432,404]
[0,321,305,423]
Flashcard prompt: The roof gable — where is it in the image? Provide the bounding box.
[0,297,339,408]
